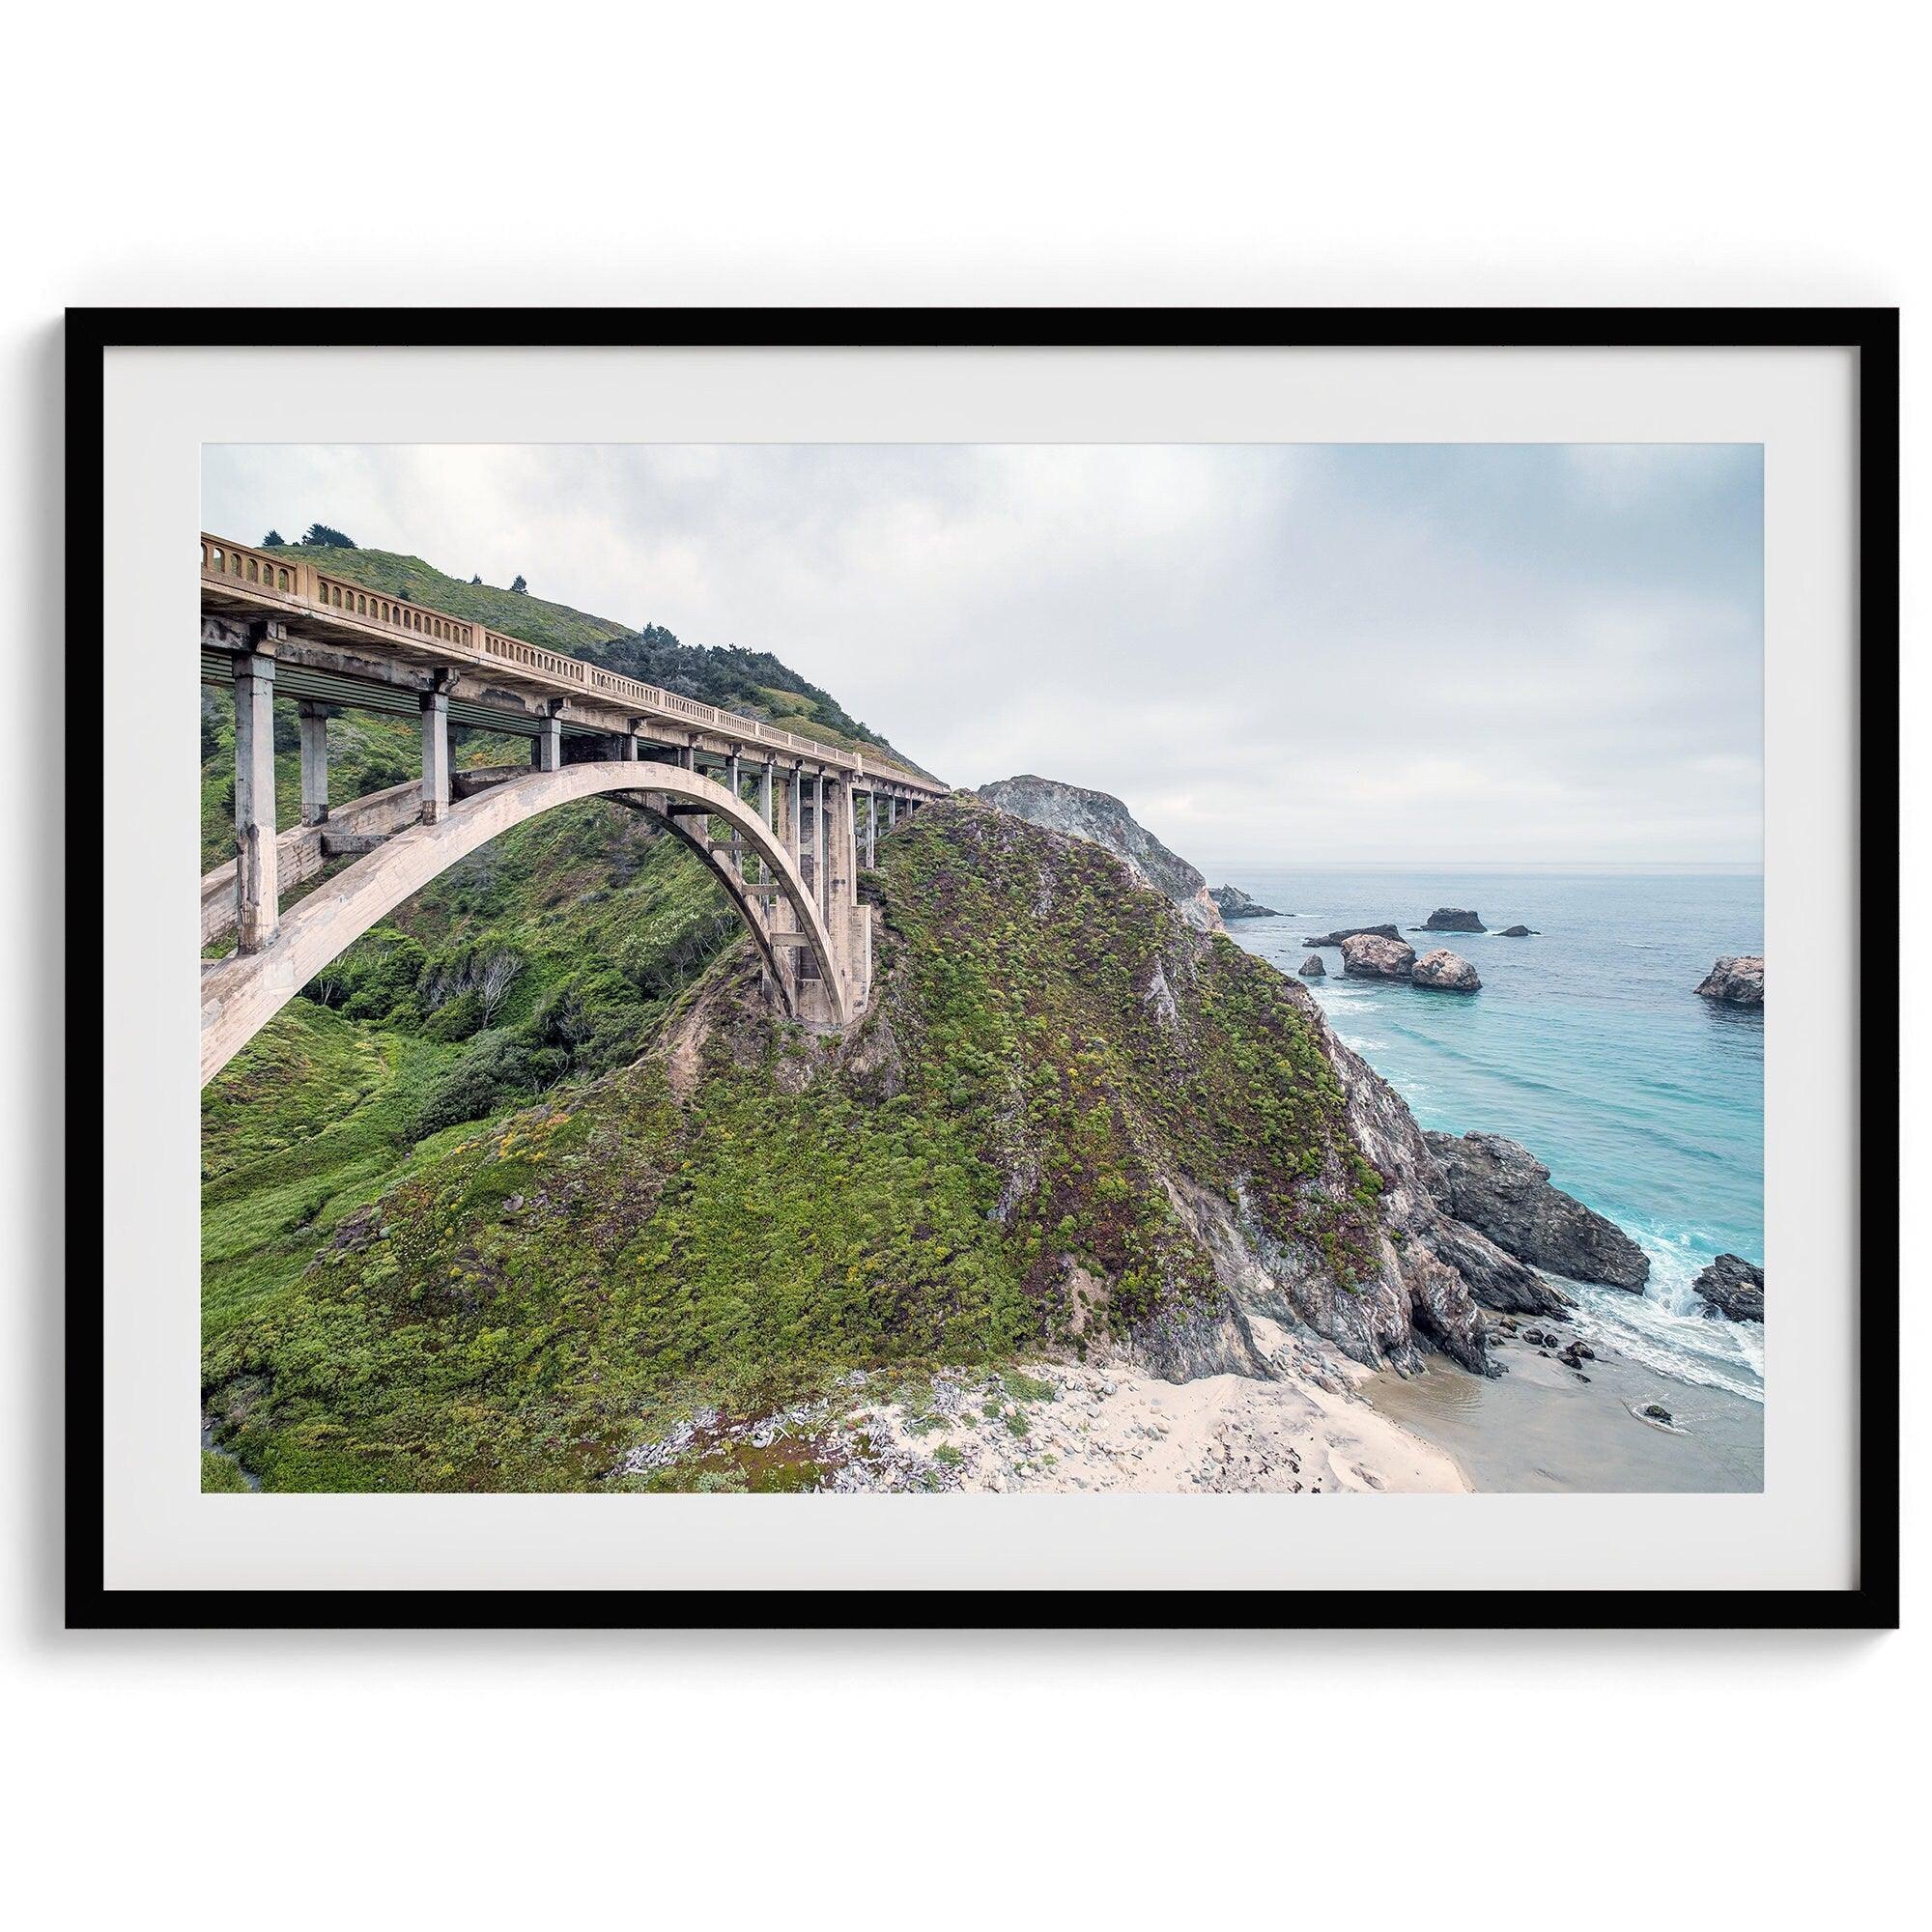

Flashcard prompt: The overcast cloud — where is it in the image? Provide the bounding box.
[203,442,1762,867]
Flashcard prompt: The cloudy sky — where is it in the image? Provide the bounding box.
[203,442,1762,867]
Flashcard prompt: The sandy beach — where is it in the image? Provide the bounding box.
[1365,1327,1764,1492]
[847,1356,1470,1493]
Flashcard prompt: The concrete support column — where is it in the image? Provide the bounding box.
[298,700,329,827]
[533,711,562,773]
[865,791,877,867]
[812,772,827,911]
[420,691,451,824]
[232,649,279,953]
[758,758,775,884]
[726,751,742,802]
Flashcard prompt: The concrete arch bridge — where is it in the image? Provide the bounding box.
[197,535,946,1086]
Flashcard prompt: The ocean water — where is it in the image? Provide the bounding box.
[1213,867,1764,1404]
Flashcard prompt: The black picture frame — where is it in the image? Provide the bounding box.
[66,306,1900,1632]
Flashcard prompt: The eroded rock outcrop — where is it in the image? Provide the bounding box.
[1695,955,1764,1007]
[1424,1130,1650,1292]
[975,774,1225,932]
[1693,1253,1763,1321]
[1411,948,1481,992]
[1423,907,1486,932]
[1340,932,1416,980]
[1303,923,1399,947]
[1498,924,1535,938]
[1299,953,1326,978]
[1211,884,1281,920]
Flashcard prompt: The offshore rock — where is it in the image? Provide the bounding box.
[1498,923,1536,937]
[976,773,1225,932]
[1211,884,1281,920]
[1695,955,1764,1007]
[1693,1253,1764,1322]
[1411,948,1481,992]
[1298,953,1326,978]
[1424,1130,1651,1293]
[1423,907,1486,931]
[1340,932,1416,980]
[1303,923,1399,947]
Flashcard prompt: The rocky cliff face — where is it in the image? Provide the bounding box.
[1424,1131,1650,1292]
[211,794,1551,1487]
[975,774,1224,932]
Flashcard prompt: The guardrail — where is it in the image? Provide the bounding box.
[200,534,940,792]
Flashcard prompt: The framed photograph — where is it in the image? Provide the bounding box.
[70,307,1897,1628]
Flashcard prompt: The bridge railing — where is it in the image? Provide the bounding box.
[202,533,938,793]
[200,535,304,602]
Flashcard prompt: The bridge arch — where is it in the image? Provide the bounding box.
[199,761,852,1086]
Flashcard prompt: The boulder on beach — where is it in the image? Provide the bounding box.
[1301,923,1400,947]
[1423,907,1486,932]
[1693,1253,1763,1322]
[1498,924,1536,937]
[1411,948,1481,992]
[1299,953,1326,978]
[1424,1130,1651,1293]
[1695,955,1764,1007]
[1210,884,1281,920]
[1340,933,1416,980]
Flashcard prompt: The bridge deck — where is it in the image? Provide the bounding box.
[199,533,945,795]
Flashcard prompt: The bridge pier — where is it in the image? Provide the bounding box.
[811,773,826,911]
[865,791,877,867]
[232,647,279,952]
[298,700,330,826]
[420,688,451,824]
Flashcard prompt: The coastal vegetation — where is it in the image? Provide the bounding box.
[202,798,1389,1492]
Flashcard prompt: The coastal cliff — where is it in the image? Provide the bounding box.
[975,774,1226,932]
[205,794,1564,1490]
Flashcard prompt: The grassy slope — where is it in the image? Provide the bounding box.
[203,801,1381,1492]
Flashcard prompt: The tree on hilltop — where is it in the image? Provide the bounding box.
[510,574,528,594]
[299,524,357,550]
[261,528,286,547]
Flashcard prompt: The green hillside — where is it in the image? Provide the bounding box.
[203,800,1379,1492]
[201,537,946,1400]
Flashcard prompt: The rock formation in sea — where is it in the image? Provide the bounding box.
[1498,923,1536,937]
[1695,955,1764,1007]
[1302,923,1400,947]
[1693,1253,1763,1321]
[1411,948,1481,992]
[1340,932,1416,980]
[1423,907,1486,931]
[1423,1130,1652,1292]
[1210,884,1281,919]
[1299,953,1325,978]
[975,773,1225,932]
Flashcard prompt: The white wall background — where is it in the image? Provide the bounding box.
[2,5,1918,1926]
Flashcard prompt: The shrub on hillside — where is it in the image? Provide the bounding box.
[411,1028,563,1140]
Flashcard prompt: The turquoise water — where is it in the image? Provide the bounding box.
[1215,867,1764,1402]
